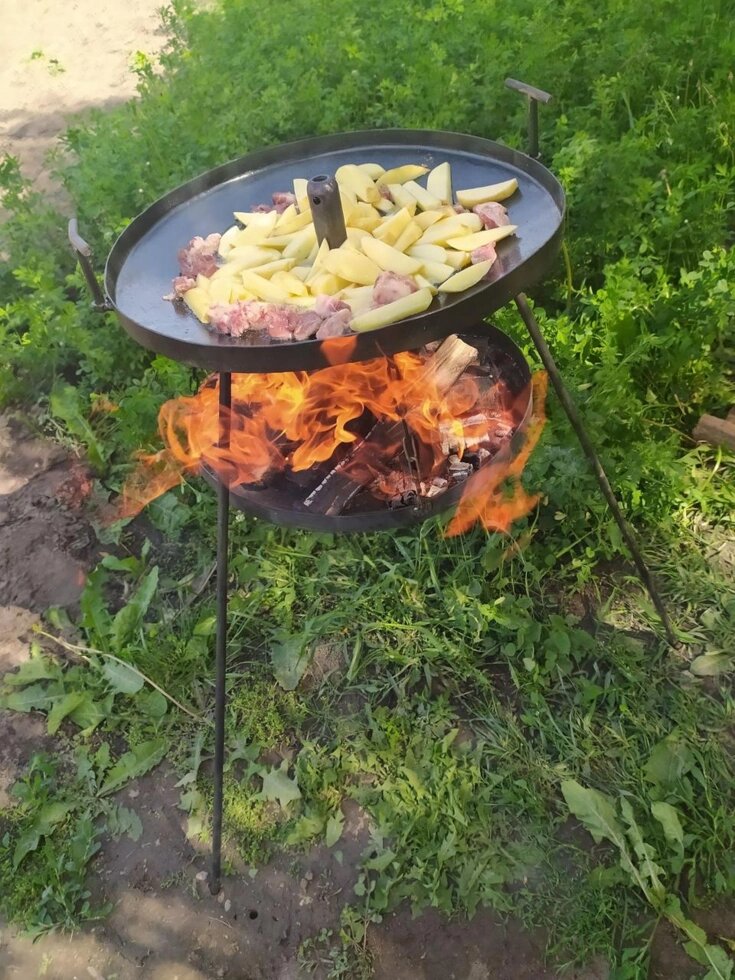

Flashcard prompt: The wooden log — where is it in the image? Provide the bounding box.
[692,414,735,452]
[303,334,478,514]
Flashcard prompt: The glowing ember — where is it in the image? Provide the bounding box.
[120,347,547,535]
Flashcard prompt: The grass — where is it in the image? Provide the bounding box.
[0,0,734,974]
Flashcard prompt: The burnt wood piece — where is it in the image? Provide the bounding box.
[303,335,478,515]
[693,413,735,451]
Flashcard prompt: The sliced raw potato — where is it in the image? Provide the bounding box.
[377,164,429,186]
[403,180,442,212]
[276,208,314,236]
[386,184,418,214]
[437,259,493,292]
[287,294,318,309]
[445,225,518,251]
[335,164,381,204]
[233,210,280,243]
[414,209,447,231]
[426,162,452,205]
[418,213,482,245]
[347,202,383,232]
[183,286,211,323]
[209,278,236,304]
[414,274,438,295]
[443,250,470,269]
[323,246,382,286]
[283,226,317,262]
[249,257,296,277]
[359,163,385,180]
[218,225,242,257]
[290,265,312,281]
[420,260,455,284]
[360,236,422,276]
[308,272,344,295]
[350,287,433,333]
[230,287,257,302]
[408,243,448,263]
[271,270,308,296]
[293,178,309,211]
[375,197,396,215]
[392,221,422,253]
[373,207,413,245]
[240,271,293,303]
[455,178,518,208]
[345,227,371,249]
[275,204,298,228]
[223,246,282,270]
[196,273,211,290]
[304,240,330,282]
[341,284,375,314]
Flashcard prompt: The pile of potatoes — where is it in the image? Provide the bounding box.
[183,162,519,334]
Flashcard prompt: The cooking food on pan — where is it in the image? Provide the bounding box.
[166,162,520,341]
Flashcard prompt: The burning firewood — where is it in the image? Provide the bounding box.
[303,334,479,515]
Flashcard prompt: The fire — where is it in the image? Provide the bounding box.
[120,349,547,536]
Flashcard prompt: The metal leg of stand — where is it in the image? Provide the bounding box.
[514,294,677,646]
[210,372,231,895]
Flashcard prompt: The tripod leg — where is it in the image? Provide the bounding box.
[210,372,232,895]
[514,294,677,646]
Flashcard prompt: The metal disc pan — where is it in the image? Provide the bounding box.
[106,129,565,374]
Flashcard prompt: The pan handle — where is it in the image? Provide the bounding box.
[68,218,112,312]
[505,78,553,160]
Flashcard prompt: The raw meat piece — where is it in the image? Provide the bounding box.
[209,301,258,338]
[453,203,468,214]
[177,234,221,278]
[472,202,510,229]
[314,294,350,318]
[470,243,497,266]
[272,191,296,213]
[315,308,352,340]
[372,271,418,306]
[292,311,323,341]
[163,275,196,300]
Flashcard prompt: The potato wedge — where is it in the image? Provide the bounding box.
[377,164,429,186]
[407,243,447,263]
[323,246,382,286]
[209,277,236,304]
[233,210,280,243]
[443,250,470,269]
[455,178,519,208]
[437,259,494,292]
[386,183,418,215]
[403,180,442,212]
[335,164,381,204]
[308,272,344,295]
[392,221,423,253]
[218,224,242,257]
[240,271,293,303]
[373,206,413,245]
[304,239,331,283]
[223,246,282,270]
[414,274,438,295]
[271,270,308,296]
[414,209,447,231]
[419,260,455,284]
[284,226,318,262]
[347,202,383,232]
[360,236,423,276]
[183,286,211,323]
[249,258,296,278]
[350,287,433,333]
[417,213,482,245]
[445,225,518,251]
[358,163,385,180]
[276,208,315,236]
[426,162,452,205]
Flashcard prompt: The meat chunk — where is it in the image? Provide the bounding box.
[372,271,418,306]
[177,234,221,278]
[292,311,323,341]
[272,191,296,213]
[316,307,352,340]
[164,275,196,300]
[208,301,258,338]
[314,294,350,318]
[472,202,510,230]
[470,243,497,266]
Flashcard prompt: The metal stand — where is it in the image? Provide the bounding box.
[514,294,677,645]
[210,372,231,895]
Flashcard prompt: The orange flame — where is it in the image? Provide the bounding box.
[445,371,548,537]
[120,354,547,536]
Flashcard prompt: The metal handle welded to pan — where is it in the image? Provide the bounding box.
[307,175,347,249]
[68,218,112,312]
[505,78,553,159]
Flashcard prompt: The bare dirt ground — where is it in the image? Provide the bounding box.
[0,3,709,977]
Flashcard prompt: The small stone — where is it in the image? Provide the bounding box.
[304,870,313,881]
[224,899,231,912]
[217,889,225,904]
[195,870,208,882]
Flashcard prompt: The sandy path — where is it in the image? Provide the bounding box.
[0,0,166,199]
